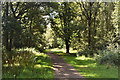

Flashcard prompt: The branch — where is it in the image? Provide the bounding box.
[10,2,20,19]
[10,2,16,17]
[15,2,20,12]
[81,2,89,19]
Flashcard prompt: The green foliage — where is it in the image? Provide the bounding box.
[95,50,119,66]
[2,2,48,51]
[44,27,65,49]
[62,54,118,78]
[49,48,118,78]
[50,2,81,53]
[2,48,54,78]
[2,2,119,55]
[77,49,97,57]
[2,2,119,79]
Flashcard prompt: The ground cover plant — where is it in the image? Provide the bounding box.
[49,48,118,78]
[2,48,54,79]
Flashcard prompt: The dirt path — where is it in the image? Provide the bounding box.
[47,53,87,80]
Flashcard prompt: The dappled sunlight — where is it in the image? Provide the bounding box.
[54,65,63,68]
[14,63,20,66]
[34,64,42,68]
[69,68,76,71]
[3,48,54,78]
[2,1,119,79]
[64,73,69,76]
[16,48,37,53]
[53,67,59,71]
[42,65,54,69]
[62,54,118,78]
[34,52,48,57]
[75,65,88,68]
[3,64,9,67]
[87,63,97,67]
[16,48,48,57]
[75,55,94,60]
[34,64,53,69]
[49,48,77,53]
[50,48,66,52]
[82,73,97,78]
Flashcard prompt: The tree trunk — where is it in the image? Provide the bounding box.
[8,31,13,51]
[65,40,70,53]
[5,31,9,50]
[29,19,32,47]
[5,2,9,51]
[88,2,93,50]
[88,21,91,49]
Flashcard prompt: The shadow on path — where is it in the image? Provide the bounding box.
[47,52,87,80]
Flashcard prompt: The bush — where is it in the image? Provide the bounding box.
[2,48,36,67]
[77,48,97,57]
[2,48,54,78]
[95,50,119,66]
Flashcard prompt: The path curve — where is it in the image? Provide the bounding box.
[47,53,87,80]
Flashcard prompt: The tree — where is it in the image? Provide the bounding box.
[50,2,79,53]
[78,2,101,50]
[112,2,120,46]
[2,2,49,51]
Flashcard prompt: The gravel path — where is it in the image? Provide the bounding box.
[47,53,87,80]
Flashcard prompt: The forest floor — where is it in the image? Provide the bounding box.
[3,48,118,79]
[47,52,87,80]
[46,48,118,80]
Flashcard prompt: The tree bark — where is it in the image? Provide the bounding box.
[5,2,9,51]
[5,31,9,50]
[88,2,93,49]
[29,19,33,47]
[8,31,13,51]
[65,39,70,53]
[88,22,91,49]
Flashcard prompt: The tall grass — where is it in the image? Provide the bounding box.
[2,48,54,79]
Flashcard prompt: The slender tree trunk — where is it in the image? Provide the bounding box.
[5,31,9,50]
[88,21,91,49]
[88,2,93,50]
[29,19,32,47]
[5,2,9,51]
[65,39,70,53]
[8,31,13,51]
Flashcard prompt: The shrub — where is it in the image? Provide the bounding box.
[77,48,97,57]
[2,48,36,67]
[95,50,119,66]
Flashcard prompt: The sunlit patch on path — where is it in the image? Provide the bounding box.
[47,53,87,80]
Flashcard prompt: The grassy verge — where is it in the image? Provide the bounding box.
[62,55,118,78]
[49,48,118,78]
[2,48,54,79]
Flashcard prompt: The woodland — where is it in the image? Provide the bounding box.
[2,2,120,79]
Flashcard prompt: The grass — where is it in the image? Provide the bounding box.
[49,48,118,79]
[63,56,118,78]
[3,48,118,79]
[2,48,54,79]
[49,48,77,53]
